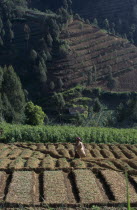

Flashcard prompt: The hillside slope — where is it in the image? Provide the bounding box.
[49,20,137,91]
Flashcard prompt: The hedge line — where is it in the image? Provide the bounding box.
[0,123,137,144]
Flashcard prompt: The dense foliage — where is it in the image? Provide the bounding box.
[0,66,25,123]
[25,101,47,125]
[1,123,137,144]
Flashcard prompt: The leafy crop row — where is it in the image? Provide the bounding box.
[1,123,137,144]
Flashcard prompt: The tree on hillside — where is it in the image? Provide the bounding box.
[93,65,97,82]
[103,18,109,31]
[107,71,118,90]
[108,65,112,74]
[52,92,65,113]
[25,101,47,125]
[49,81,55,90]
[58,7,69,23]
[130,24,136,34]
[2,65,26,122]
[58,78,64,89]
[58,43,69,58]
[49,19,60,40]
[2,93,14,123]
[6,19,12,29]
[40,58,47,72]
[87,70,92,86]
[30,49,37,62]
[38,62,47,83]
[63,0,72,12]
[67,0,72,13]
[63,0,68,10]
[93,98,101,112]
[0,67,3,89]
[42,51,47,62]
[93,18,98,26]
[1,29,5,38]
[111,28,115,35]
[74,13,81,20]
[79,22,84,30]
[86,19,90,24]
[9,29,14,42]
[0,36,3,46]
[47,33,53,48]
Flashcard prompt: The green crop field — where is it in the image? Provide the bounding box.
[1,123,137,144]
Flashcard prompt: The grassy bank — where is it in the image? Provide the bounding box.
[0,123,137,144]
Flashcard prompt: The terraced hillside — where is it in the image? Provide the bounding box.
[50,20,137,91]
[1,143,137,208]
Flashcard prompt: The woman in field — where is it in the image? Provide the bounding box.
[75,137,86,158]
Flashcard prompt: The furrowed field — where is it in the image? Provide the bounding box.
[1,124,137,209]
[1,123,137,144]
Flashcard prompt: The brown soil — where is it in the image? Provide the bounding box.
[43,171,69,204]
[26,157,41,168]
[0,158,11,169]
[6,171,39,205]
[1,143,137,172]
[20,149,33,159]
[0,172,7,200]
[101,170,137,202]
[73,169,105,203]
[49,20,137,92]
[8,149,22,159]
[71,159,86,168]
[57,158,70,168]
[41,155,56,169]
[31,151,45,159]
[118,145,136,159]
[9,158,26,169]
[1,169,137,207]
[63,172,77,204]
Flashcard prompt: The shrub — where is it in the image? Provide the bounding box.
[74,13,81,20]
[30,49,37,62]
[58,43,69,58]
[25,101,47,125]
[93,98,101,112]
[79,22,84,30]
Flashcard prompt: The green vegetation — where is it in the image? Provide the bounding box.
[0,66,26,124]
[47,85,137,128]
[1,0,137,129]
[1,123,137,144]
[25,101,47,125]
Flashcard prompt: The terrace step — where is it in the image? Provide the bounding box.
[73,169,105,203]
[6,171,39,205]
[43,171,69,204]
[0,169,137,207]
[101,170,137,202]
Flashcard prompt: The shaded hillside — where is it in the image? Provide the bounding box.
[0,0,71,100]
[49,20,137,92]
[72,0,137,45]
[1,0,137,126]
